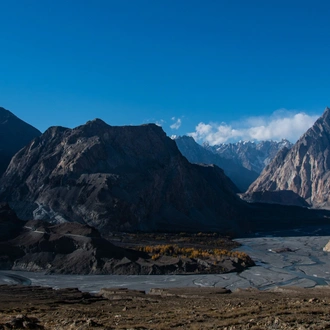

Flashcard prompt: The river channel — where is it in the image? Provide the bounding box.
[1,226,330,293]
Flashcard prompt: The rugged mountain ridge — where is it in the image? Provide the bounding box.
[0,119,246,234]
[206,139,293,174]
[0,107,41,176]
[244,107,329,208]
[174,136,258,192]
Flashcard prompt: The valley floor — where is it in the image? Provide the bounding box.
[1,285,330,329]
[2,227,330,329]
[2,227,330,291]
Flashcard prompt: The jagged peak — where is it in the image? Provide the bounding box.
[72,118,111,136]
[321,106,330,121]
[174,135,194,141]
[0,107,19,121]
[85,118,108,127]
[138,123,169,138]
[43,126,70,139]
[0,106,11,113]
[140,123,167,132]
[141,123,160,127]
[302,106,330,137]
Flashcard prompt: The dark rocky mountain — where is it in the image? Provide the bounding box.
[0,107,41,176]
[244,107,329,208]
[0,120,246,234]
[174,136,258,192]
[206,139,293,174]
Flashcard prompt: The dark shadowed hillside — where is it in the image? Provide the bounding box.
[0,107,41,176]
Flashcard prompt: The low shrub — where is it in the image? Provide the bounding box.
[138,244,252,263]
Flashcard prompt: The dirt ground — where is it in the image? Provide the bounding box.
[1,285,330,329]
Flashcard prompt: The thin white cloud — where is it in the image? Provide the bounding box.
[170,118,182,130]
[189,110,319,145]
[155,119,165,127]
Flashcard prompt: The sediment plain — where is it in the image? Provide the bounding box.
[2,226,330,291]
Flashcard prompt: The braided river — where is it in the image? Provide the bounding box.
[1,226,330,293]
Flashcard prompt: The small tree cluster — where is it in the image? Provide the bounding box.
[138,244,251,262]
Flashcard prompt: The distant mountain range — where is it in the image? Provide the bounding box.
[205,139,293,174]
[174,136,292,192]
[174,136,258,192]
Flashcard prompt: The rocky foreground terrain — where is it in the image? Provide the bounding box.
[0,203,253,275]
[1,285,330,329]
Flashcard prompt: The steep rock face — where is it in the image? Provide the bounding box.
[174,136,258,192]
[0,120,246,234]
[0,107,41,176]
[206,139,293,174]
[245,108,330,208]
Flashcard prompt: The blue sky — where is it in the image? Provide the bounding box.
[1,0,329,143]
